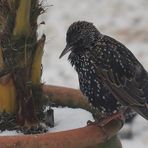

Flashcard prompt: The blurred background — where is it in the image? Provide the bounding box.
[38,0,148,147]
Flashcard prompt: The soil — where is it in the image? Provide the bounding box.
[0,107,54,134]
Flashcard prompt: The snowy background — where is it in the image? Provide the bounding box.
[1,0,148,148]
[39,0,148,148]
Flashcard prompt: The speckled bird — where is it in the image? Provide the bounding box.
[59,21,148,122]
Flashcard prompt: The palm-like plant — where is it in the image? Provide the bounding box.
[0,0,45,128]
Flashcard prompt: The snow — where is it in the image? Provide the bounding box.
[0,107,147,148]
[49,107,94,132]
[40,0,148,88]
[120,116,148,148]
[0,130,22,136]
[0,0,148,148]
[0,107,94,136]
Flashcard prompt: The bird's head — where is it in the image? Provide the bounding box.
[59,21,100,58]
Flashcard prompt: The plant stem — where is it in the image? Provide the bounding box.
[31,34,45,84]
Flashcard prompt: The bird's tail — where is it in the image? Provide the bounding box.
[135,105,148,120]
[136,71,148,120]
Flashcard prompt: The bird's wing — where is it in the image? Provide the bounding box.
[90,35,148,111]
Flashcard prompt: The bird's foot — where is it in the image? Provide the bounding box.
[87,112,125,127]
[98,112,125,126]
[87,120,98,126]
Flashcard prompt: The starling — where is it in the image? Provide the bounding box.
[59,21,148,122]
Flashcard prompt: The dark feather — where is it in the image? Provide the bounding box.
[90,35,148,119]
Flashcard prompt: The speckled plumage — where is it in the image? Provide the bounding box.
[60,21,148,120]
[69,51,121,117]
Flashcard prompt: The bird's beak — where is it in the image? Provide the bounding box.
[59,44,73,59]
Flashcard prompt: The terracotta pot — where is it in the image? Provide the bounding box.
[0,85,123,148]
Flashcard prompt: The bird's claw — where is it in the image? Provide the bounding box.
[87,112,125,127]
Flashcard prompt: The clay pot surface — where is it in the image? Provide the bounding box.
[0,85,122,148]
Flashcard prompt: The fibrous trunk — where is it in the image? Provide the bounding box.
[0,0,45,128]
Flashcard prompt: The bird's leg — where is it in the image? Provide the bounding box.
[98,112,125,126]
[87,112,125,127]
